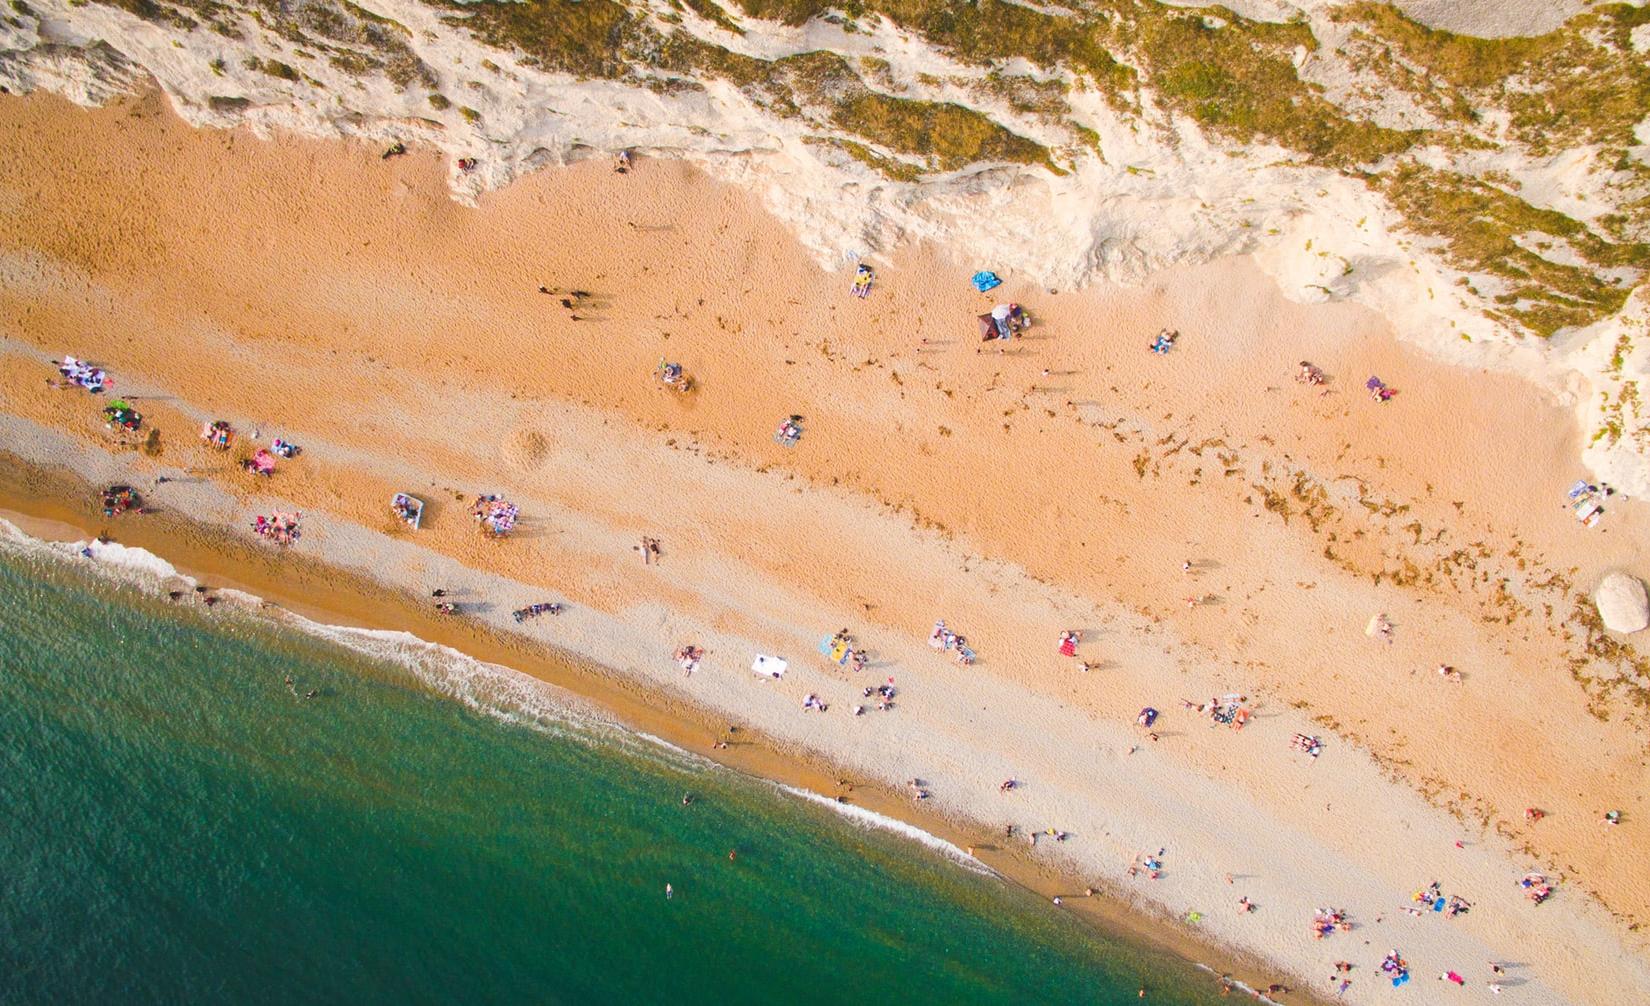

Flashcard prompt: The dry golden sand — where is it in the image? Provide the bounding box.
[3,90,1650,1001]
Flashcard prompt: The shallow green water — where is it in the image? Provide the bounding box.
[0,546,1223,1004]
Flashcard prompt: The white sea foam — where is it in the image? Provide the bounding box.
[76,537,187,582]
[0,513,625,742]
[779,783,997,876]
[281,617,646,738]
[1193,963,1282,1004]
[0,515,189,585]
[3,513,985,873]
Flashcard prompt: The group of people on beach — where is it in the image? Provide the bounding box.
[251,511,302,546]
[856,680,897,715]
[928,620,975,665]
[512,602,562,623]
[471,494,519,536]
[100,485,144,518]
[102,400,142,433]
[977,302,1030,342]
[821,628,869,673]
[201,420,234,451]
[1521,871,1554,905]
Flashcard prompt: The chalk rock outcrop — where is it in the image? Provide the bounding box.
[1595,573,1649,633]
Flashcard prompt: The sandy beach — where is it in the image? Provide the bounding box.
[4,89,1650,1003]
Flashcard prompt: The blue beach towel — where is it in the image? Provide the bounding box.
[971,271,1001,292]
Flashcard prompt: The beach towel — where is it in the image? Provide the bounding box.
[971,271,1001,292]
[752,655,787,679]
[59,355,109,392]
[851,265,873,298]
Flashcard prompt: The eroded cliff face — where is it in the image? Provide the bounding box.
[4,0,1649,483]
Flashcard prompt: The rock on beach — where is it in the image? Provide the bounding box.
[1596,573,1650,633]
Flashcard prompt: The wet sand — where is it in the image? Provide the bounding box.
[3,88,1649,1003]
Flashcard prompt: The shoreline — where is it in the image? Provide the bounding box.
[3,88,1648,1005]
[0,451,1295,1002]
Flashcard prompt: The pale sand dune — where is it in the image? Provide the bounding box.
[3,90,1650,1002]
[1169,1,1592,38]
[1391,0,1593,38]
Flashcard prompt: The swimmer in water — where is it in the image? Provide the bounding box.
[665,883,673,900]
[681,793,694,806]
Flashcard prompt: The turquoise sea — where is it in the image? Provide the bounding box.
[0,539,1226,1005]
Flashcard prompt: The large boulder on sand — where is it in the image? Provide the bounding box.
[1595,573,1650,633]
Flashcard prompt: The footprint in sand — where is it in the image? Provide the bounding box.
[501,428,551,472]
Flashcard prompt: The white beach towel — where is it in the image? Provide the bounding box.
[751,655,787,679]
